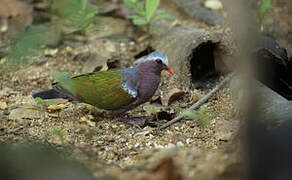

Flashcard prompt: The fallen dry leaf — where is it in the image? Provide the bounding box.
[161,88,185,106]
[44,49,59,57]
[8,105,43,120]
[0,101,7,110]
[0,0,32,33]
[47,104,67,111]
[0,0,27,18]
[192,89,202,103]
[106,58,121,69]
[34,1,50,10]
[80,115,96,127]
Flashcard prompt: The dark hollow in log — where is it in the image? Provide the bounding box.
[151,27,232,90]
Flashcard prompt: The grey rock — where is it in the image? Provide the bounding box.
[171,0,224,26]
[152,27,228,89]
[254,80,287,110]
[9,105,44,120]
[265,101,292,122]
[81,53,108,73]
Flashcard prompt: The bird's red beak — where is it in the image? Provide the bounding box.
[167,68,174,75]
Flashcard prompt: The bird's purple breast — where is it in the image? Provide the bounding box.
[137,61,162,101]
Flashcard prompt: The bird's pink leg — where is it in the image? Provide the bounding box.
[116,115,146,127]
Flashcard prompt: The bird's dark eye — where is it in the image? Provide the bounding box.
[155,59,162,64]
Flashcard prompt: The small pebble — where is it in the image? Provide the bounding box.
[97,141,104,144]
[129,41,135,46]
[44,49,58,56]
[0,101,7,110]
[66,46,73,53]
[186,138,192,144]
[47,104,67,111]
[177,141,184,147]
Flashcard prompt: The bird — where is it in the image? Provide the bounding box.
[32,52,174,123]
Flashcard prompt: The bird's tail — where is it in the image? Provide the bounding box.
[32,89,71,100]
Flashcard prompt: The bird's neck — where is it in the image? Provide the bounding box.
[137,61,162,76]
[136,62,162,101]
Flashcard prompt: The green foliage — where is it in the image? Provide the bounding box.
[260,0,273,19]
[182,106,211,128]
[143,104,159,120]
[52,72,73,92]
[182,109,197,119]
[143,104,159,114]
[51,128,65,142]
[6,0,97,65]
[7,27,47,63]
[124,0,145,16]
[146,0,160,22]
[35,97,56,108]
[51,0,98,31]
[124,0,175,34]
[51,128,65,137]
[85,127,99,141]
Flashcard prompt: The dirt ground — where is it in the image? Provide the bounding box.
[0,0,290,179]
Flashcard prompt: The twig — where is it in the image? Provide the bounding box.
[158,73,235,130]
[280,78,292,91]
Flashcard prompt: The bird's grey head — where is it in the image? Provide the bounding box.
[138,52,169,66]
[137,52,174,75]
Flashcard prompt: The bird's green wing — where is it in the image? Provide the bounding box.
[69,70,136,110]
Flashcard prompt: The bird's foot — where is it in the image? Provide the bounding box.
[116,116,146,128]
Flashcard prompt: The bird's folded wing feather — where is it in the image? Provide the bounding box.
[54,70,138,110]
